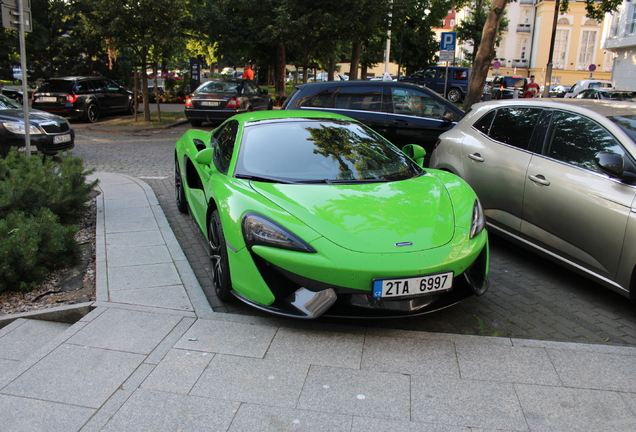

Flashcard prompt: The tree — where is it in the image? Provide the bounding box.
[454,0,507,64]
[462,0,623,111]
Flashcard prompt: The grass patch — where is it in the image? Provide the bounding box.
[111,111,186,127]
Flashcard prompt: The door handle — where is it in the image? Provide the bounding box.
[468,153,484,162]
[528,174,550,186]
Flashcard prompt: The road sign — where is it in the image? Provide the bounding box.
[439,50,454,62]
[493,61,501,69]
[440,32,456,51]
[1,0,31,32]
[588,64,597,72]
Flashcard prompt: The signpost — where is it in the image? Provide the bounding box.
[493,60,502,70]
[440,32,456,100]
[2,0,32,157]
[588,63,596,79]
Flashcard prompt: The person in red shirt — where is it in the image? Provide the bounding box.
[242,64,254,80]
[524,75,540,98]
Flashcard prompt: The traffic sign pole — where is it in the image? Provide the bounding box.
[440,32,456,100]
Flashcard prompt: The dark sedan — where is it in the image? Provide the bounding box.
[1,88,24,104]
[184,78,273,127]
[281,80,463,163]
[0,94,74,157]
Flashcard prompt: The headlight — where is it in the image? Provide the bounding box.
[3,121,43,135]
[470,199,486,239]
[242,212,316,253]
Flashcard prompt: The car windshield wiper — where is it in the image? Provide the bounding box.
[234,174,297,184]
[298,178,392,184]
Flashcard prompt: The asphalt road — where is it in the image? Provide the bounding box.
[70,109,636,346]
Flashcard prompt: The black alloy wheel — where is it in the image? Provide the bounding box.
[209,210,232,301]
[85,104,99,123]
[175,158,188,214]
[447,88,462,103]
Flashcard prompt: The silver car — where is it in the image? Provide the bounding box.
[430,99,636,298]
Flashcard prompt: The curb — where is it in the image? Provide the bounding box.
[0,302,95,329]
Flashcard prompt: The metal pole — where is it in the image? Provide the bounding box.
[18,0,30,157]
[542,0,560,98]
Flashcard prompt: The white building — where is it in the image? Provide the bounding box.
[603,1,636,90]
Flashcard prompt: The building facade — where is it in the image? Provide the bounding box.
[603,0,636,90]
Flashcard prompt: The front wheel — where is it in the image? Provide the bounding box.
[209,210,232,301]
[447,88,462,103]
[127,99,137,115]
[175,158,188,214]
[84,104,99,123]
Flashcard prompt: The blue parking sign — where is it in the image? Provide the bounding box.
[441,32,456,51]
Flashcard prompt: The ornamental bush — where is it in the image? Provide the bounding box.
[0,149,98,292]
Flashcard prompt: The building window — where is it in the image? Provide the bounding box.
[450,19,455,26]
[516,38,528,59]
[626,4,636,35]
[603,51,615,72]
[557,17,570,25]
[578,30,596,70]
[583,19,599,26]
[609,11,621,38]
[554,29,568,69]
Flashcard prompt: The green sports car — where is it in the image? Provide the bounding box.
[174,110,489,319]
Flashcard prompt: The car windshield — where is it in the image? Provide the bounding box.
[196,80,240,94]
[608,115,636,145]
[235,119,423,183]
[503,77,525,88]
[0,94,21,109]
[36,80,74,93]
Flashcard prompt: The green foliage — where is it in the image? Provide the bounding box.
[0,150,98,225]
[0,208,79,293]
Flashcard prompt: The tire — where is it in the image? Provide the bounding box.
[209,210,232,301]
[84,104,99,123]
[127,99,137,115]
[174,157,188,214]
[447,88,462,103]
[189,119,203,127]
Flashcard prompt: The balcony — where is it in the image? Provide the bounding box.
[517,24,531,33]
[512,59,529,68]
[520,0,534,4]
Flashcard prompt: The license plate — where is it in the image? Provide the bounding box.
[18,145,38,153]
[39,97,57,102]
[373,271,453,298]
[201,101,220,106]
[54,134,71,143]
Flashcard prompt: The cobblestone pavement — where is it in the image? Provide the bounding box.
[71,119,636,347]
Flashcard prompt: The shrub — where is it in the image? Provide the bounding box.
[0,208,79,292]
[0,150,98,224]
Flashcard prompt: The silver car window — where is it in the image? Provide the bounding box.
[545,111,625,173]
[486,107,543,149]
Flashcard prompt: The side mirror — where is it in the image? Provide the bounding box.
[402,144,426,167]
[442,112,454,123]
[195,148,214,165]
[595,151,624,178]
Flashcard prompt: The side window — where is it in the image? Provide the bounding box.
[90,79,106,91]
[244,82,256,95]
[423,68,437,78]
[487,107,543,149]
[75,80,93,92]
[545,111,625,173]
[330,86,383,112]
[438,69,447,79]
[453,70,468,80]
[473,110,496,135]
[212,121,238,174]
[391,87,446,119]
[302,89,334,108]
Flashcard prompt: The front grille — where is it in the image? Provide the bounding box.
[40,122,70,134]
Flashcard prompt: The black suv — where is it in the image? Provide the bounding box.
[32,76,137,123]
[399,66,470,102]
[490,76,528,99]
[282,80,463,163]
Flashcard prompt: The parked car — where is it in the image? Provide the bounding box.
[0,94,74,157]
[1,88,23,104]
[282,80,464,163]
[32,76,137,123]
[184,78,272,127]
[430,99,636,298]
[575,88,636,101]
[174,110,489,318]
[564,80,614,98]
[490,76,527,99]
[399,66,470,102]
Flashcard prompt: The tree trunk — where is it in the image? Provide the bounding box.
[462,0,508,111]
[276,44,286,97]
[349,43,361,81]
[327,57,335,81]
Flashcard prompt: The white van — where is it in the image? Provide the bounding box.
[564,80,614,98]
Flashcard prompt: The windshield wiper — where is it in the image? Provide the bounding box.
[234,174,296,184]
[298,178,391,184]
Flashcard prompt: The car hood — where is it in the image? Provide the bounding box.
[251,174,455,253]
[0,108,67,125]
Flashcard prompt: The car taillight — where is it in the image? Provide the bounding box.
[66,94,77,103]
[434,139,441,150]
[226,97,240,108]
[185,97,193,107]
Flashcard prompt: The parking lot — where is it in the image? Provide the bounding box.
[70,113,636,347]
